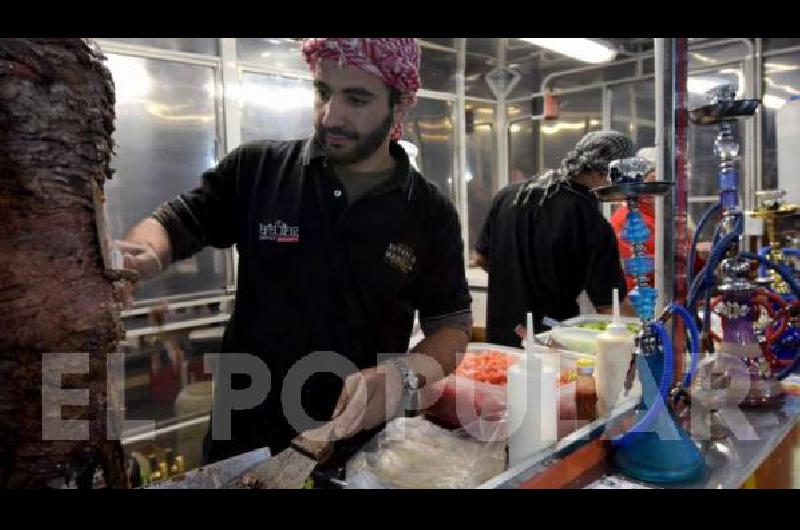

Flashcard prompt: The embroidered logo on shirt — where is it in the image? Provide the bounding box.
[259,220,300,243]
[384,242,416,274]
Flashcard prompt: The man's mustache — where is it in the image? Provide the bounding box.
[319,127,359,141]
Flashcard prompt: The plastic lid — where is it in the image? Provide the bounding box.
[577,358,594,374]
[605,288,633,336]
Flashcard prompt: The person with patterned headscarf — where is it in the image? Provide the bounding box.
[475,131,636,346]
[115,38,473,461]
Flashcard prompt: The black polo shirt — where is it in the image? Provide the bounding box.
[476,180,627,347]
[153,137,471,460]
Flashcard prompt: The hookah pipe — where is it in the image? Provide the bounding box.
[748,189,799,300]
[593,158,705,484]
[709,292,795,364]
[685,84,799,409]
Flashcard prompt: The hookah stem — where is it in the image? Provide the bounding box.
[629,197,651,302]
[623,196,649,396]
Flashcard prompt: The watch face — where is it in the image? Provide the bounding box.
[405,371,419,390]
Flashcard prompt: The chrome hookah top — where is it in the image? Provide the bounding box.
[593,156,673,202]
[689,83,760,125]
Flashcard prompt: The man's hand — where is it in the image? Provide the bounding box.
[113,240,164,280]
[329,363,404,440]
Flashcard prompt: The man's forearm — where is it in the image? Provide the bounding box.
[408,327,470,384]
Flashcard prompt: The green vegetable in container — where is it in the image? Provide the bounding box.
[577,321,639,333]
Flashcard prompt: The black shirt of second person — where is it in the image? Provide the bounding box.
[476,180,627,347]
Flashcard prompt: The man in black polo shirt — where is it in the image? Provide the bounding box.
[475,131,633,347]
[116,38,472,462]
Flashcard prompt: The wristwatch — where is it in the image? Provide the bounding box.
[387,357,426,417]
[389,357,425,392]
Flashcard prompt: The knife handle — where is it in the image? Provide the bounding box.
[290,434,335,463]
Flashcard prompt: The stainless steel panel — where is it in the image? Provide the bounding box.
[104,53,228,301]
[402,98,457,203]
[235,38,307,73]
[101,37,219,56]
[240,73,315,142]
[465,104,497,264]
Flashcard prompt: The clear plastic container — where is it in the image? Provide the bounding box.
[535,314,641,355]
[421,343,590,440]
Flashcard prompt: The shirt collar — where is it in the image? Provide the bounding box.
[302,135,417,201]
[567,180,598,203]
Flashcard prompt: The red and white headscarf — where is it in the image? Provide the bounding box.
[301,38,421,141]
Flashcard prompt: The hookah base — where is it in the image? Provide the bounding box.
[740,390,786,409]
[612,410,706,486]
[613,434,706,485]
[740,376,786,409]
[689,409,733,442]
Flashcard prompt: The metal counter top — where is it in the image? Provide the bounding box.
[144,397,798,489]
[145,447,271,489]
[481,395,800,490]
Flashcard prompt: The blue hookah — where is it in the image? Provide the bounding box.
[593,158,705,484]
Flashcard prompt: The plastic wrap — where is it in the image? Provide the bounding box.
[345,416,506,489]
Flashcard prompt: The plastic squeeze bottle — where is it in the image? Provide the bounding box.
[508,312,557,467]
[594,288,635,417]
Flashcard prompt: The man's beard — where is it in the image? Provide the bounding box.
[315,111,394,165]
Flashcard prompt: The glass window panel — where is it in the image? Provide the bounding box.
[687,68,745,196]
[610,80,656,151]
[506,47,583,101]
[764,38,800,52]
[422,38,456,49]
[539,89,603,172]
[689,201,723,241]
[688,40,750,70]
[509,117,539,183]
[467,38,499,59]
[103,54,228,301]
[550,62,637,91]
[121,323,223,476]
[235,38,307,72]
[465,104,497,264]
[402,98,456,203]
[420,47,456,93]
[507,58,543,101]
[761,52,800,191]
[465,52,497,100]
[100,38,219,56]
[240,73,315,143]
